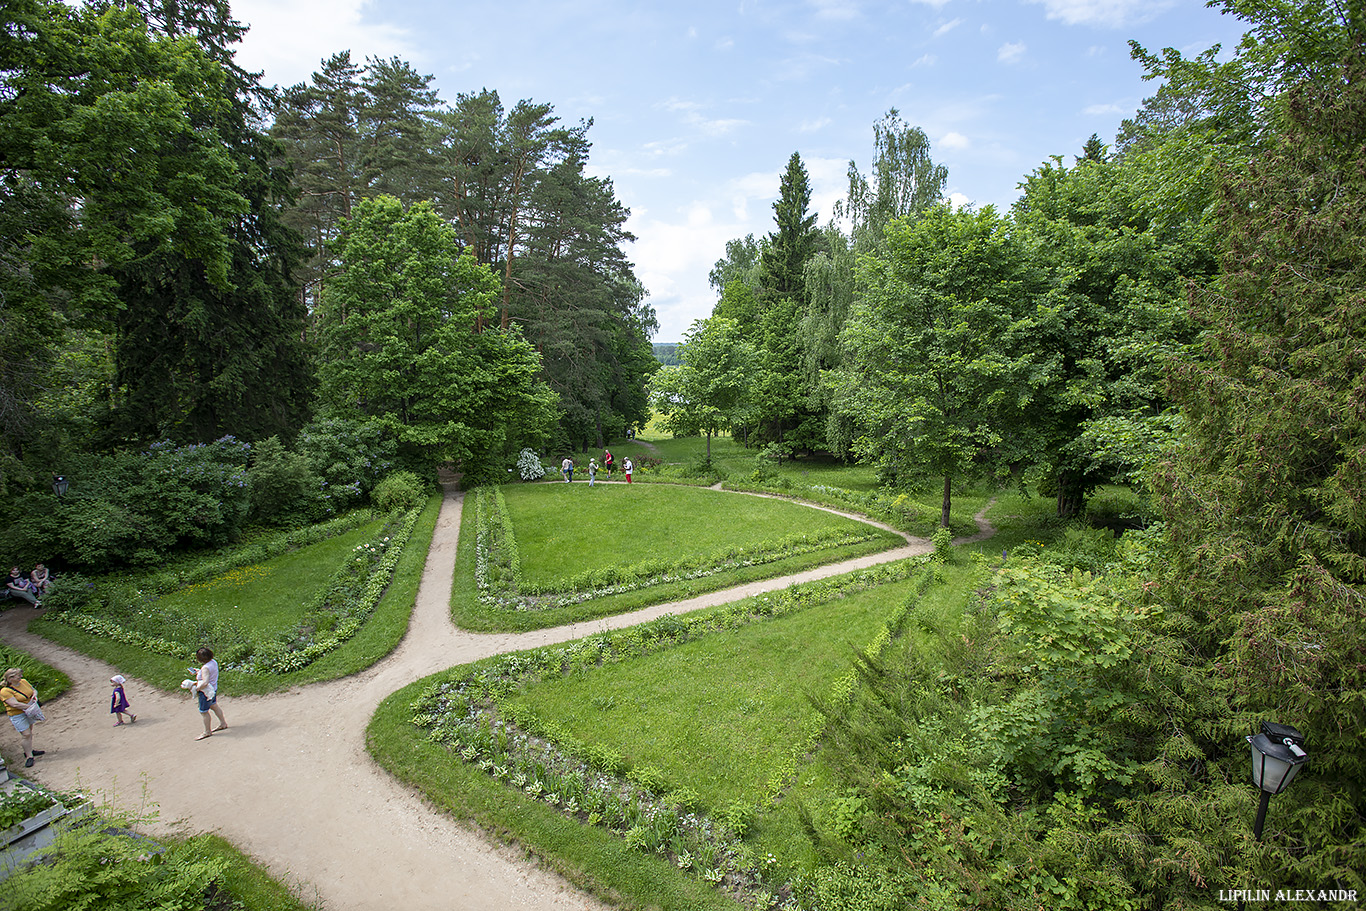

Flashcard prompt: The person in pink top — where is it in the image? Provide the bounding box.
[190,647,228,741]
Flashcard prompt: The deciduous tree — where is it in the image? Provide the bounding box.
[833,206,1043,526]
[317,196,557,477]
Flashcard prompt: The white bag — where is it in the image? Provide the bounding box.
[23,700,45,722]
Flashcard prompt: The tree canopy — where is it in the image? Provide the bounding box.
[317,196,557,479]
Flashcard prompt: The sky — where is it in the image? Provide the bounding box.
[228,0,1249,342]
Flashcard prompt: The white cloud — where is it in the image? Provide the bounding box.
[659,99,748,136]
[232,0,417,89]
[907,0,954,8]
[642,137,690,158]
[805,156,848,223]
[799,117,833,132]
[1024,0,1175,28]
[939,131,970,150]
[911,54,937,68]
[1083,102,1124,115]
[997,42,1027,64]
[633,158,851,340]
[809,0,861,20]
[948,192,972,209]
[933,18,964,38]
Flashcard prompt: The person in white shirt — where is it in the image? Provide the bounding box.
[191,647,228,741]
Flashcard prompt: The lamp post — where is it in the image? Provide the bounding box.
[1236,722,1309,911]
[1246,721,1308,839]
[52,475,68,497]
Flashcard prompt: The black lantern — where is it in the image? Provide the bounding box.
[1246,721,1308,839]
[52,476,68,497]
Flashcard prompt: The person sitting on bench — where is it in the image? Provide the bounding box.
[5,568,39,607]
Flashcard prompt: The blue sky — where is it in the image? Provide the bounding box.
[231,0,1248,341]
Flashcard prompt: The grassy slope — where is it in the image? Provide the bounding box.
[29,494,442,695]
[502,578,915,809]
[150,519,387,637]
[369,675,743,911]
[379,488,1068,909]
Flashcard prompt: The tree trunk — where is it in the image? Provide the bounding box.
[706,430,712,462]
[1056,471,1085,518]
[941,475,952,528]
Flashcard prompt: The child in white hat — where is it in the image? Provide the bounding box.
[110,675,136,725]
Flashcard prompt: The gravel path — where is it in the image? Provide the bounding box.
[0,483,992,909]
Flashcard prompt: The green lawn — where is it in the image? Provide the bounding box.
[31,495,442,695]
[505,482,887,588]
[377,489,1076,909]
[149,518,387,637]
[453,482,906,631]
[502,575,917,809]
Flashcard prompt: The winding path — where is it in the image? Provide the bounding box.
[0,483,993,910]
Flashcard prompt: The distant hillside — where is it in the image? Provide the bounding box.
[653,342,681,366]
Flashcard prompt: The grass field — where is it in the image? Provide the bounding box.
[377,485,1067,909]
[31,495,442,695]
[149,518,387,637]
[505,482,889,588]
[501,574,919,809]
[452,481,907,631]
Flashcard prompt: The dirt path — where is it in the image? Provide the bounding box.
[0,484,993,910]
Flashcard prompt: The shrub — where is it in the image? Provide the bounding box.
[931,525,953,561]
[247,436,321,526]
[516,449,546,481]
[9,438,252,570]
[1,819,227,911]
[372,470,426,513]
[34,573,92,613]
[296,416,397,511]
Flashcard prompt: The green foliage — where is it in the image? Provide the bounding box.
[0,820,227,911]
[931,526,952,561]
[649,317,755,462]
[0,643,69,699]
[371,470,426,514]
[248,436,321,526]
[1147,39,1366,896]
[317,196,558,474]
[6,437,252,569]
[832,205,1044,525]
[759,152,820,299]
[1011,152,1210,515]
[295,416,397,514]
[0,787,59,831]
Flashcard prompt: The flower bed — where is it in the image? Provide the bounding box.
[410,556,939,904]
[471,486,887,612]
[50,507,422,676]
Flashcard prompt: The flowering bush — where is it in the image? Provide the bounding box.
[516,449,545,482]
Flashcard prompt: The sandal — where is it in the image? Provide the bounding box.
[195,732,212,741]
